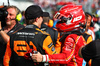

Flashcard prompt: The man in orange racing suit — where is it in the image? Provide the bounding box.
[3,5,60,66]
[31,5,87,66]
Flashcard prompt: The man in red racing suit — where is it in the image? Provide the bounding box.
[47,33,86,66]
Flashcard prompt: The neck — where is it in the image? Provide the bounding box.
[44,23,48,26]
[33,22,41,28]
[4,22,16,31]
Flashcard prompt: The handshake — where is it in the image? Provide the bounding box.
[24,49,43,63]
[24,49,38,60]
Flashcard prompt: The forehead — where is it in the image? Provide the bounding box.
[88,15,92,20]
[7,8,16,14]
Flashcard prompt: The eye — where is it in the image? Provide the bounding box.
[60,16,68,22]
[60,16,72,23]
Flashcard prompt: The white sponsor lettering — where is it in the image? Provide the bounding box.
[73,16,82,22]
[17,32,35,35]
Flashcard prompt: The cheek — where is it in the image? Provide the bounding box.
[86,22,91,26]
[11,16,16,19]
[40,18,43,22]
[10,14,16,19]
[41,18,43,21]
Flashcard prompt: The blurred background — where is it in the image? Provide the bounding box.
[1,0,100,18]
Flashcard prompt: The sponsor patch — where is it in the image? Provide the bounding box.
[51,47,55,51]
[48,43,53,48]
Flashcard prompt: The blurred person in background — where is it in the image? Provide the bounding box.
[82,12,97,66]
[92,14,99,32]
[48,19,54,28]
[85,12,95,40]
[78,13,93,66]
[94,16,100,40]
[20,11,26,26]
[0,5,24,66]
[41,12,61,52]
[95,29,100,40]
[94,11,100,40]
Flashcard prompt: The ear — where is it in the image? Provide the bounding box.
[35,17,39,22]
[85,19,87,23]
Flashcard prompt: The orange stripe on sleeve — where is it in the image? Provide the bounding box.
[3,40,12,66]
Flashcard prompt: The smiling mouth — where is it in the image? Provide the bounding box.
[6,19,11,21]
[6,20,10,22]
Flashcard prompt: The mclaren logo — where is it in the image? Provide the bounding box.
[73,16,82,22]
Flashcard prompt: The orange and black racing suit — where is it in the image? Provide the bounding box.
[41,23,61,46]
[83,32,93,66]
[41,23,61,53]
[0,23,24,66]
[3,25,58,66]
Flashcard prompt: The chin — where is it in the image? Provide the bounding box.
[6,23,11,26]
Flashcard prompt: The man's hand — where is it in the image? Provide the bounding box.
[31,52,43,62]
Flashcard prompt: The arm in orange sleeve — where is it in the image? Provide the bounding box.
[43,34,61,66]
[43,35,57,55]
[55,32,61,53]
[87,35,92,66]
[3,40,12,66]
[86,35,93,44]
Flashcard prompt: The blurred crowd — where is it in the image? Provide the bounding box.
[32,0,100,17]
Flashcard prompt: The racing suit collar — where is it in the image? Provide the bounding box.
[25,24,39,29]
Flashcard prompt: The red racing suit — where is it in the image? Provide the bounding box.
[42,32,86,66]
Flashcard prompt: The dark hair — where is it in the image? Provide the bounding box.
[43,17,50,23]
[25,16,42,25]
[26,19,35,25]
[85,12,93,19]
[43,12,50,17]
[42,12,50,24]
[85,12,94,27]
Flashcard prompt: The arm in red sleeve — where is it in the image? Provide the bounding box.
[43,36,76,64]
